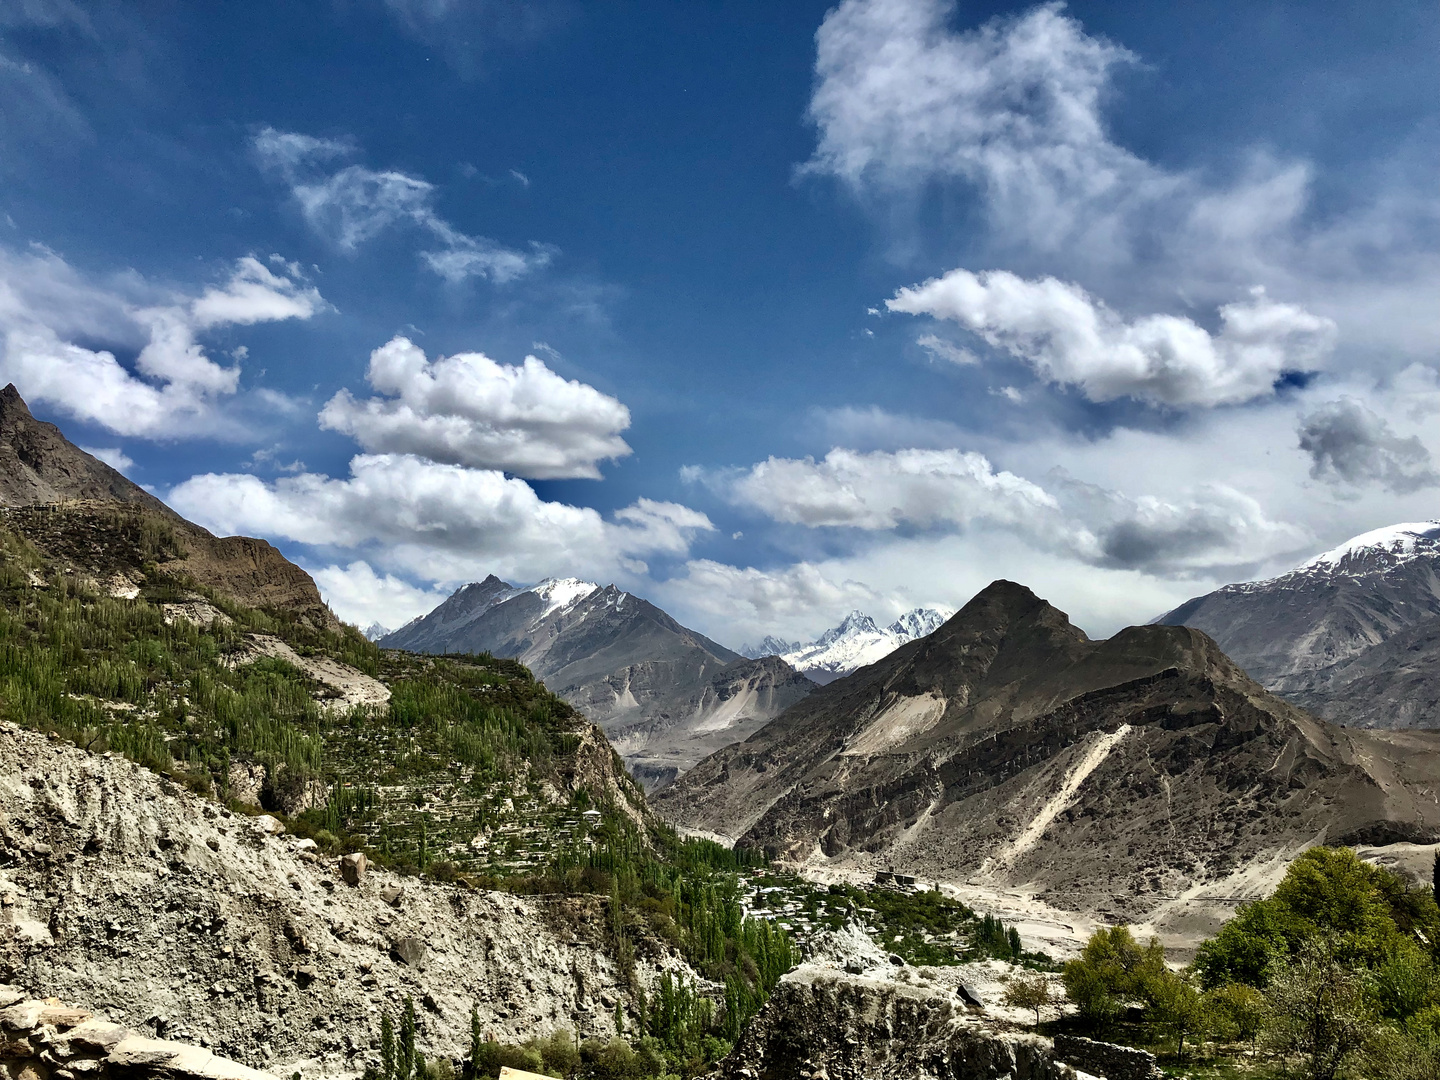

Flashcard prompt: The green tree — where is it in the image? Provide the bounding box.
[1263,939,1377,1080]
[1206,982,1265,1046]
[1062,926,1164,1029]
[1144,967,1207,1058]
[1002,970,1052,1027]
[382,1013,397,1080]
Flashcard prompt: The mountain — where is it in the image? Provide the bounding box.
[0,385,337,626]
[741,607,952,684]
[655,579,1440,928]
[739,634,800,659]
[381,576,816,786]
[1156,522,1440,728]
[361,621,392,641]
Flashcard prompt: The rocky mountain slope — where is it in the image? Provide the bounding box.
[0,385,335,627]
[1156,522,1440,728]
[0,722,689,1078]
[741,608,952,685]
[656,580,1440,927]
[382,577,815,786]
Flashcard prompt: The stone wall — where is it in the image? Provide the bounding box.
[0,988,275,1080]
[1052,1035,1161,1080]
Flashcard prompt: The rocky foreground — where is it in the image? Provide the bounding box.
[0,723,692,1077]
[713,928,1160,1080]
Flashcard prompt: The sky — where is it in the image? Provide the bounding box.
[2,0,1438,646]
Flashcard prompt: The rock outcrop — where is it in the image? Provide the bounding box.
[710,964,1076,1080]
[0,989,276,1080]
[0,724,698,1078]
[0,386,335,627]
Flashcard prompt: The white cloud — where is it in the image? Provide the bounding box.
[79,446,133,473]
[915,333,978,365]
[254,128,551,283]
[804,0,1162,256]
[168,452,714,586]
[718,446,1305,576]
[730,447,1058,531]
[655,559,891,643]
[0,245,324,438]
[803,0,1440,365]
[318,335,632,480]
[889,270,1335,407]
[308,560,452,631]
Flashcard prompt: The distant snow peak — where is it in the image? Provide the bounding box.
[525,577,600,617]
[361,621,391,642]
[738,634,801,660]
[750,606,953,679]
[1297,522,1440,576]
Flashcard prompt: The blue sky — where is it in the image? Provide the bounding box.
[2,0,1438,644]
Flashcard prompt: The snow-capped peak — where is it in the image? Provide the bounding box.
[888,608,951,639]
[772,606,953,681]
[1296,522,1440,575]
[525,577,600,617]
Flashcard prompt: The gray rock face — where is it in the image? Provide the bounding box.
[0,992,276,1080]
[710,965,1079,1080]
[656,580,1440,922]
[0,724,702,1079]
[1156,522,1440,728]
[382,579,815,785]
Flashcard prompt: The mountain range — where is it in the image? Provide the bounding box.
[655,579,1440,932]
[740,607,952,683]
[1157,522,1440,729]
[380,576,816,787]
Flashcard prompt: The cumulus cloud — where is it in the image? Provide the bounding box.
[1297,398,1439,494]
[718,446,1304,576]
[254,128,550,283]
[731,447,1058,531]
[889,270,1335,407]
[308,560,452,631]
[0,246,324,437]
[318,336,631,480]
[168,453,713,585]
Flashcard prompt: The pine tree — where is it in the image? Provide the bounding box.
[400,997,417,1080]
[381,1014,396,1080]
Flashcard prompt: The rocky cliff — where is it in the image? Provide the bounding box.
[0,723,693,1078]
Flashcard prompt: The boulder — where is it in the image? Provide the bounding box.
[391,937,425,968]
[339,853,366,886]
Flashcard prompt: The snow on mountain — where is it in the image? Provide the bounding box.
[361,621,391,642]
[738,634,801,660]
[749,607,954,683]
[1220,521,1440,595]
[1296,522,1440,575]
[528,577,601,618]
